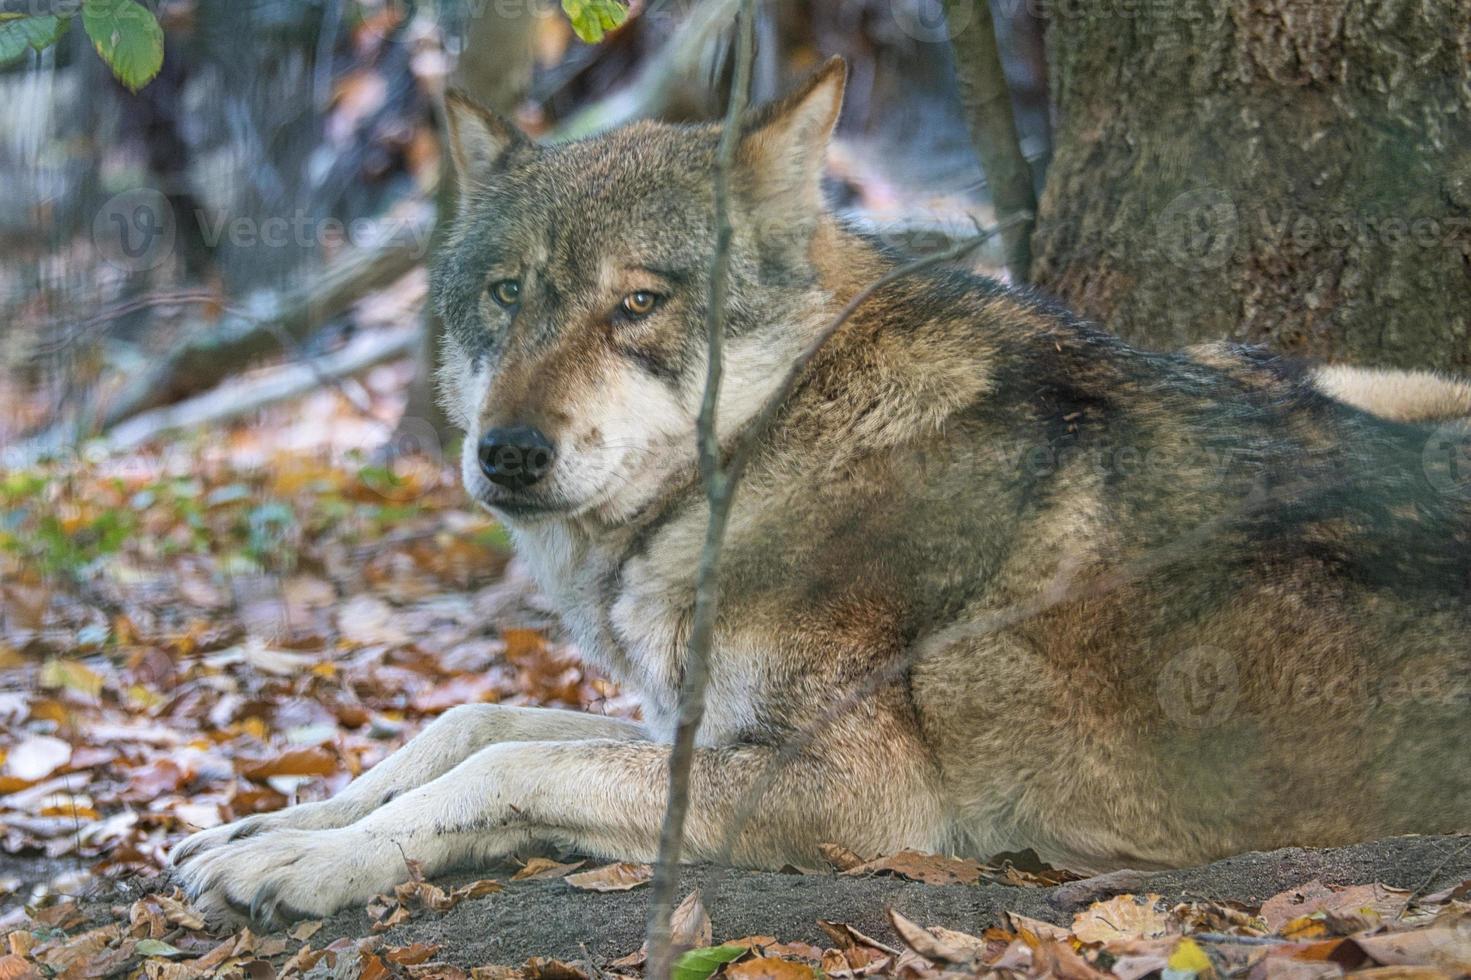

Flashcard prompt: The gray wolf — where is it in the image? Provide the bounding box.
[171,59,1471,924]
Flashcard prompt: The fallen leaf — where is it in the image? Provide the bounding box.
[512,857,584,881]
[671,890,713,951]
[1354,928,1471,973]
[815,922,900,955]
[385,943,441,965]
[0,954,35,980]
[523,957,588,980]
[1005,911,1072,943]
[563,862,651,892]
[841,849,984,886]
[819,842,864,872]
[1072,894,1173,944]
[3,735,71,782]
[887,908,977,964]
[1262,881,1409,932]
[1166,937,1212,976]
[448,879,502,901]
[242,745,337,779]
[672,944,747,980]
[288,920,324,941]
[39,658,104,699]
[724,957,817,980]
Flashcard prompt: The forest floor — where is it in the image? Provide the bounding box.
[2,363,1471,978]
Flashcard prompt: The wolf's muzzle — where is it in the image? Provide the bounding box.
[478,426,556,491]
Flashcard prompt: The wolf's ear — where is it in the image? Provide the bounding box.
[736,56,847,220]
[444,89,531,186]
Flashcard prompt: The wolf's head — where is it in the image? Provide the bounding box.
[431,59,848,525]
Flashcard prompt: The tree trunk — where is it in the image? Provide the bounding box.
[1032,1,1471,371]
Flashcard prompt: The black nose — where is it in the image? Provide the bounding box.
[478,426,555,490]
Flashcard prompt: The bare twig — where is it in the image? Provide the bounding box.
[943,0,1037,282]
[643,2,756,976]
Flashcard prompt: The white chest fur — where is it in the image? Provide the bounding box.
[510,516,763,746]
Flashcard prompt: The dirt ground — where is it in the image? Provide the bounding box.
[14,833,1466,966]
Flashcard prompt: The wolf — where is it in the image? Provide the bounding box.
[171,59,1471,924]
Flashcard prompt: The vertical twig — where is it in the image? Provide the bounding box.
[644,2,757,978]
[943,0,1037,282]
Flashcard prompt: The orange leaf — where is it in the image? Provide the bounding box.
[242,746,337,779]
[563,862,652,892]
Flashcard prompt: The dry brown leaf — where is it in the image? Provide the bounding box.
[1004,911,1072,943]
[512,858,584,881]
[28,901,85,930]
[724,957,817,980]
[671,889,713,950]
[151,891,206,930]
[0,954,36,980]
[1071,894,1173,944]
[287,920,324,942]
[1033,938,1111,979]
[886,908,973,965]
[1354,928,1471,973]
[563,862,651,892]
[841,849,984,886]
[449,879,503,901]
[1261,880,1408,932]
[523,957,589,980]
[242,745,338,780]
[815,921,900,955]
[818,842,865,872]
[385,943,442,965]
[468,967,524,980]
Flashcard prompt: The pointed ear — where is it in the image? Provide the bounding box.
[736,56,847,219]
[443,89,531,186]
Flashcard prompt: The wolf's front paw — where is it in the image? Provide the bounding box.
[173,828,402,926]
[169,800,352,868]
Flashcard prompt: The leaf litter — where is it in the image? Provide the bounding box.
[0,380,1468,978]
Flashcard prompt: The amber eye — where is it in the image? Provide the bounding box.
[490,279,521,308]
[621,291,660,319]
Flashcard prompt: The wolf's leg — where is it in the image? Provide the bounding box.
[169,705,644,867]
[176,718,946,924]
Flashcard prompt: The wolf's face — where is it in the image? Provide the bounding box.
[432,61,846,524]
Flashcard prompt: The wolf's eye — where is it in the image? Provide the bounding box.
[489,279,521,308]
[620,291,660,319]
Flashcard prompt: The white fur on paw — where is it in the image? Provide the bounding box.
[169,801,345,868]
[174,828,402,926]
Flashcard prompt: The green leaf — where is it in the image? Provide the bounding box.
[81,0,162,92]
[672,944,748,980]
[561,0,628,44]
[0,15,68,67]
[135,939,185,958]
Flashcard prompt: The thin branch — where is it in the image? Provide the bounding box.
[643,1,756,976]
[943,0,1037,282]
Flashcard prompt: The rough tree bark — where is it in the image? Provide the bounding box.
[1031,1,1471,370]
